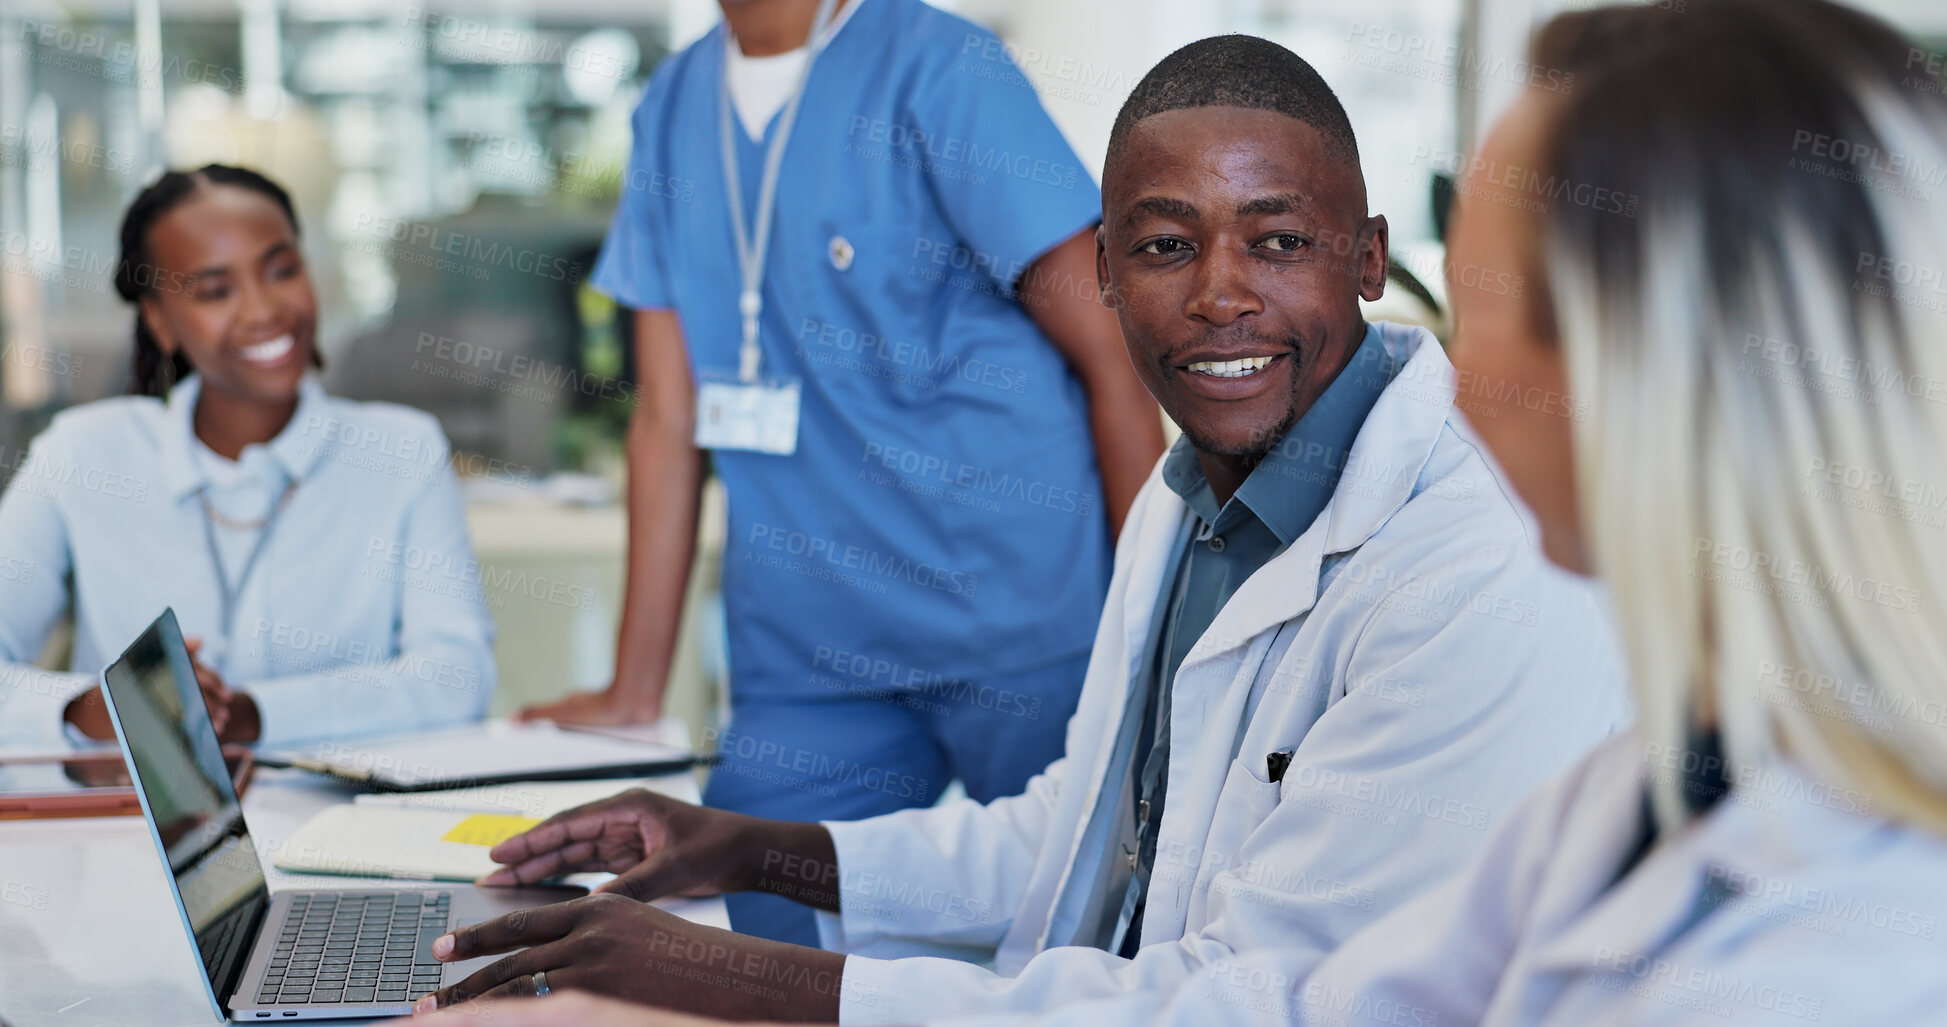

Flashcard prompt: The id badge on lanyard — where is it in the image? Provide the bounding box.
[695,369,801,456]
[698,0,838,457]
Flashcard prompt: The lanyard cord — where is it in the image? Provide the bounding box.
[720,0,843,382]
[199,479,296,648]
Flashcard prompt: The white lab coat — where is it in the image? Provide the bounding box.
[817,323,1633,1024]
[1024,731,1947,1027]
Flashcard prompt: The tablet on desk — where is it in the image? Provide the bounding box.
[0,747,255,820]
[254,718,712,793]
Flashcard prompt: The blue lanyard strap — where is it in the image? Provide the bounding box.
[719,0,842,382]
[199,480,296,648]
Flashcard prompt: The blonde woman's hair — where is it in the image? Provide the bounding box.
[1531,0,1947,833]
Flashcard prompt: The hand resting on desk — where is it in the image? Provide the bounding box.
[474,788,836,909]
[61,635,259,744]
[425,788,852,1021]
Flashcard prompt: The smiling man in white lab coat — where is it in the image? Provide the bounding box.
[410,34,1630,1025]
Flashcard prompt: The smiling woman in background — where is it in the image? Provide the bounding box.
[0,164,495,750]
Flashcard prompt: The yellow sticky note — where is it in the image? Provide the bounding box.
[441,814,542,847]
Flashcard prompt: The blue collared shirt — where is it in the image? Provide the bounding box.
[1106,323,1398,952]
[0,374,495,750]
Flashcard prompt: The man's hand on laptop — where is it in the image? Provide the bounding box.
[395,990,771,1027]
[475,789,842,913]
[413,893,846,1021]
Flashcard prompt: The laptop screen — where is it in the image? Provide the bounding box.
[100,608,267,1004]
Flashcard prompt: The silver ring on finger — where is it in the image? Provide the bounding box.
[532,969,551,997]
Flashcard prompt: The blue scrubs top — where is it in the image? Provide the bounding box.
[591,0,1111,695]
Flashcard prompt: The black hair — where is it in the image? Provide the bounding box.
[1106,34,1361,175]
[115,163,309,397]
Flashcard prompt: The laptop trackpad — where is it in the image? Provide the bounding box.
[440,885,585,988]
[440,923,514,987]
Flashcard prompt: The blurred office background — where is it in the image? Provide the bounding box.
[3,0,1944,735]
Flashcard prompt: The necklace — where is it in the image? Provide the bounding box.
[200,481,296,531]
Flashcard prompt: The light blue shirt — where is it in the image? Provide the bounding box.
[590,0,1111,694]
[0,374,495,750]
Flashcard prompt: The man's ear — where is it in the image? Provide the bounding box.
[139,296,177,355]
[1358,214,1390,303]
[1094,223,1116,309]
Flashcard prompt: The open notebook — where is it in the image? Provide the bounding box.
[273,775,693,881]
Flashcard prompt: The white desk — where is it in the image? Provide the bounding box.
[0,765,728,1026]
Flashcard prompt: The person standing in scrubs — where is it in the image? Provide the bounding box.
[520,0,1164,945]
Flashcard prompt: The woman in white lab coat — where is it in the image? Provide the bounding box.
[399,0,1947,1025]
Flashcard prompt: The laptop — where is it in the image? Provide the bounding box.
[98,608,584,1020]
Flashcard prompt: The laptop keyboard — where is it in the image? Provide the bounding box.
[254,890,450,1006]
[198,899,256,978]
